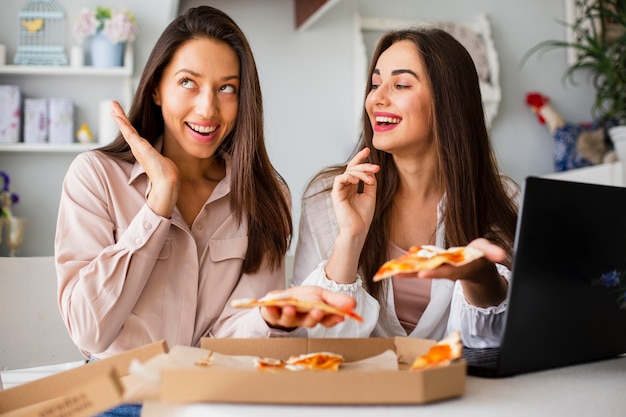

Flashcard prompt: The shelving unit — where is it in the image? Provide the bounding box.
[0,47,134,152]
[0,46,136,257]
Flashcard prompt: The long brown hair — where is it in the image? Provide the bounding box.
[307,27,517,300]
[98,6,292,272]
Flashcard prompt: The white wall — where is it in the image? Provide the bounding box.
[0,0,597,256]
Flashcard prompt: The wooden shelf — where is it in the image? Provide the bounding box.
[0,47,134,77]
[0,64,132,77]
[0,143,99,153]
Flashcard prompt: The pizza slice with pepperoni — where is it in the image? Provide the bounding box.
[231,291,364,322]
[373,245,485,282]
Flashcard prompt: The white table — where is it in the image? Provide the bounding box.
[142,355,626,417]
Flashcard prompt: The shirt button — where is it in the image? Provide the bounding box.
[135,238,143,245]
[144,222,152,230]
[196,224,204,230]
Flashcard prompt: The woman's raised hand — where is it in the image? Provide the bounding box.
[331,147,380,239]
[110,101,180,218]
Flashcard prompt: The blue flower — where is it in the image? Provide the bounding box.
[0,170,19,218]
[0,171,9,192]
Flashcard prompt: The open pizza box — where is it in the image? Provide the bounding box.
[0,340,167,417]
[155,337,466,405]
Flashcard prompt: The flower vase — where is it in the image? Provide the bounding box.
[90,32,125,67]
[609,125,626,161]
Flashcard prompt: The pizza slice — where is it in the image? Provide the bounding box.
[254,352,344,371]
[286,352,344,371]
[373,245,485,282]
[231,291,364,322]
[410,331,462,370]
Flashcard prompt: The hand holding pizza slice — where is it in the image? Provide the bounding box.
[231,291,364,323]
[373,245,485,282]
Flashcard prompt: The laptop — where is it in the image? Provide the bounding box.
[463,176,626,378]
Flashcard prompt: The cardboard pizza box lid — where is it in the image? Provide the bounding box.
[0,340,168,416]
[158,337,465,405]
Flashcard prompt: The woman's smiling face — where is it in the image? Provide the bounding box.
[365,40,434,157]
[153,37,240,159]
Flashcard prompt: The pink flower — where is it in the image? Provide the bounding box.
[73,6,138,44]
[102,11,138,44]
[73,8,99,41]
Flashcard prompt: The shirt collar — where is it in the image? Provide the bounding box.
[127,138,232,201]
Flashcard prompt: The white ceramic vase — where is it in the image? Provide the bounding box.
[608,125,626,163]
[90,32,125,67]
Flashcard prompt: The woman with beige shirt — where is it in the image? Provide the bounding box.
[55,5,354,379]
[293,28,519,348]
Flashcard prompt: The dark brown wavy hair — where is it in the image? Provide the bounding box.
[307,27,518,300]
[98,5,292,272]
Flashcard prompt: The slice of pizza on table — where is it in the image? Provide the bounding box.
[410,331,463,370]
[373,244,485,281]
[231,291,363,322]
[255,352,344,371]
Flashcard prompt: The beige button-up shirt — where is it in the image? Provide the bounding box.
[293,175,516,348]
[55,149,288,359]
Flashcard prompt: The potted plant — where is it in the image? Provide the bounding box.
[523,0,626,147]
[73,6,138,67]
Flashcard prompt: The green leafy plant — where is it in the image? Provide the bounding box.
[523,0,626,124]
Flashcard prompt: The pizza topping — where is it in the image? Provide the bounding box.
[373,245,484,281]
[410,331,462,370]
[231,291,364,322]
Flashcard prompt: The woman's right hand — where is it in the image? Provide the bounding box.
[324,148,379,284]
[110,101,180,218]
[331,147,380,240]
[260,286,358,329]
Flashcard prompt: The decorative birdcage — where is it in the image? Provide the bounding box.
[13,0,68,66]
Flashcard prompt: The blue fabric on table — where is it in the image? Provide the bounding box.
[92,404,142,417]
[87,356,141,417]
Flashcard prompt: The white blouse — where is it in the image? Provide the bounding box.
[291,175,515,348]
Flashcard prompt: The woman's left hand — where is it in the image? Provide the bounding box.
[260,286,358,329]
[397,238,509,307]
[110,100,180,218]
[411,238,506,281]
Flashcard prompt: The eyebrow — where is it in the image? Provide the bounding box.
[373,68,418,78]
[174,69,240,81]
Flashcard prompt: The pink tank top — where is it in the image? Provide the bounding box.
[390,242,432,334]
